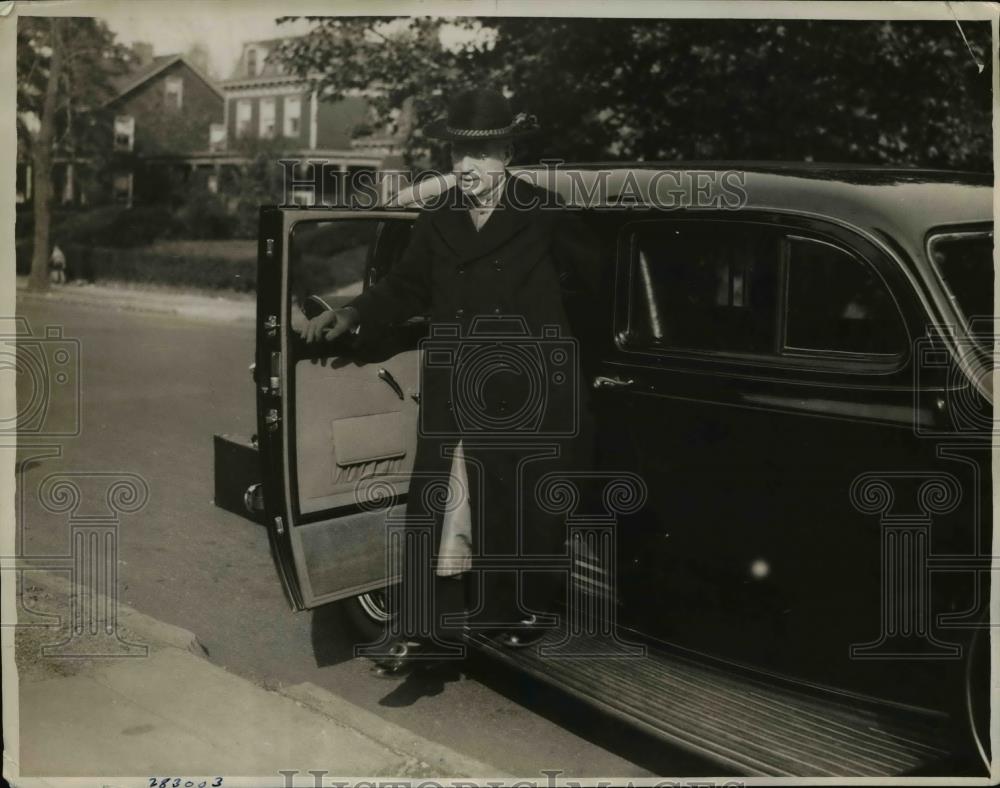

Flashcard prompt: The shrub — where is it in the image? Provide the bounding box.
[171,192,237,241]
[61,241,258,292]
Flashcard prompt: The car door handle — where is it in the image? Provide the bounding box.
[378,367,405,400]
[592,375,635,390]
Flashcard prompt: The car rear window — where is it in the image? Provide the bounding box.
[928,230,995,337]
[784,236,906,356]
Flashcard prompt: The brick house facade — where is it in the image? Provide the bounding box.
[104,47,224,205]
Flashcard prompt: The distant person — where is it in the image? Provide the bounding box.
[49,244,67,285]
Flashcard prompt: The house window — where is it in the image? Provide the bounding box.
[165,76,183,109]
[209,123,226,151]
[259,97,276,139]
[283,95,301,137]
[113,115,135,152]
[112,172,133,207]
[246,47,258,77]
[236,100,252,138]
[290,188,315,207]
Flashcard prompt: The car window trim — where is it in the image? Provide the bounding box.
[614,217,910,374]
[925,226,994,341]
[778,234,909,365]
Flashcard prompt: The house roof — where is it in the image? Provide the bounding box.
[225,37,295,82]
[105,54,224,106]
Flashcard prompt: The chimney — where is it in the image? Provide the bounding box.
[132,42,154,67]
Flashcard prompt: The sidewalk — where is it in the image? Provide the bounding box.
[15,276,256,324]
[6,570,505,782]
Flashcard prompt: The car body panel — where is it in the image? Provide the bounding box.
[254,164,992,768]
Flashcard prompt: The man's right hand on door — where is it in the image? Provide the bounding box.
[302,306,360,343]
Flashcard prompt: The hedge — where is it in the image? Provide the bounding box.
[53,242,256,292]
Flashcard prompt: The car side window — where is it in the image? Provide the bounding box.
[625,221,781,355]
[784,236,906,356]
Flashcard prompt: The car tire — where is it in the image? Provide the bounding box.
[345,587,395,642]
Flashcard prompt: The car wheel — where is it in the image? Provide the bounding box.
[345,587,394,642]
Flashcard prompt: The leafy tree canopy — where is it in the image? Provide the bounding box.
[17,16,135,160]
[276,17,991,171]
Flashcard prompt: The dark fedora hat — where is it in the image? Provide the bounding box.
[423,88,540,142]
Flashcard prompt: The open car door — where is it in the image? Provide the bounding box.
[256,206,421,610]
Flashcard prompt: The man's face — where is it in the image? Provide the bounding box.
[450,140,512,197]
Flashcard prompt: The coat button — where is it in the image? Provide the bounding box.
[493,260,502,271]
[492,305,502,315]
[457,266,466,275]
[454,308,465,318]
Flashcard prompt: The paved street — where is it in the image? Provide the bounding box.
[12,293,716,779]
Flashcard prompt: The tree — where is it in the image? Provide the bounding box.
[17,16,133,290]
[275,17,991,172]
[26,18,63,291]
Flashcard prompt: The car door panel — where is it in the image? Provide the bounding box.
[597,212,979,708]
[257,208,419,609]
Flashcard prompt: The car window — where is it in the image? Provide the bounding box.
[927,230,994,344]
[625,222,781,355]
[289,219,378,312]
[784,236,906,356]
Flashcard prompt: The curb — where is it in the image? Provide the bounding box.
[17,570,504,777]
[19,569,206,656]
[282,681,511,779]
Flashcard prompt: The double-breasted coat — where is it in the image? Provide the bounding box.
[347,173,602,640]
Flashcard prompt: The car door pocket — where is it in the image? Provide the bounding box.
[332,411,407,469]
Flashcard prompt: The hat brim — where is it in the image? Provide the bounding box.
[423,118,541,142]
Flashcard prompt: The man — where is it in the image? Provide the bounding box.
[304,88,601,675]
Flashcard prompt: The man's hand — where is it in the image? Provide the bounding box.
[302,306,360,343]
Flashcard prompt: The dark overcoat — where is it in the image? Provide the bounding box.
[347,173,602,638]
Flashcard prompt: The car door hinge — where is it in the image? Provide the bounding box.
[265,238,275,258]
[264,314,279,337]
[265,408,280,431]
[269,351,281,396]
[274,515,285,535]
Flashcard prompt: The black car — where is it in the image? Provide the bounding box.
[239,163,993,777]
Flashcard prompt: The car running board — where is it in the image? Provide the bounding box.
[464,626,949,777]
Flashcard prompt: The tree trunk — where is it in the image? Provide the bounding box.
[29,18,64,292]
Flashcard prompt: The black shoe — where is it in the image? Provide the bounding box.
[493,615,547,649]
[369,640,429,679]
[369,639,462,679]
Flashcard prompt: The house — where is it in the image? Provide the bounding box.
[219,38,405,205]
[104,42,225,206]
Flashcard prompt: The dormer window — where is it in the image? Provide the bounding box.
[246,47,258,77]
[165,76,183,109]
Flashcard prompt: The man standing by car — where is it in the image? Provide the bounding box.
[303,87,601,675]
